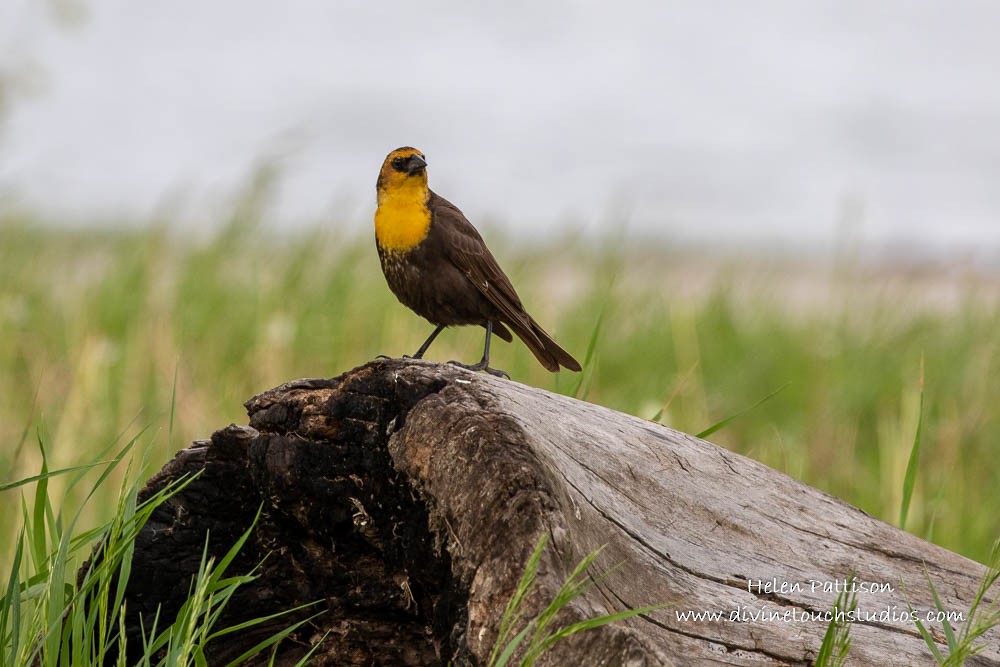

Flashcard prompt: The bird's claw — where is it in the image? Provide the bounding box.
[447,359,510,380]
[485,367,511,380]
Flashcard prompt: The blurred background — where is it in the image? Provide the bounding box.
[5,0,1000,254]
[1,0,998,565]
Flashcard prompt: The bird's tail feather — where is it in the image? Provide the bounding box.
[506,316,582,372]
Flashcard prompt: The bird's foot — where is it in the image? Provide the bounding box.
[447,359,510,380]
[375,354,394,360]
[484,367,511,379]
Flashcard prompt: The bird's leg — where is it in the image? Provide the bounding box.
[448,321,510,379]
[377,324,445,361]
[408,324,446,359]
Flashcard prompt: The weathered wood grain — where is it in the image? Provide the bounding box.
[113,359,999,666]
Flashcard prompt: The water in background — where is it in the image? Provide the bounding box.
[2,0,999,258]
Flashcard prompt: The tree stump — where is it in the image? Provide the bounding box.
[118,359,999,666]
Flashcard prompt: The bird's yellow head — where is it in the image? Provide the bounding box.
[377,147,428,201]
[375,147,432,253]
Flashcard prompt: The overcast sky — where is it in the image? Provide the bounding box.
[2,0,1000,255]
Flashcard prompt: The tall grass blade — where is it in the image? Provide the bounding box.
[2,529,25,666]
[30,435,51,571]
[899,355,925,530]
[571,309,606,400]
[814,572,858,667]
[908,607,944,663]
[523,604,662,665]
[169,360,180,445]
[650,361,699,423]
[290,630,332,667]
[488,534,547,667]
[925,572,957,652]
[221,609,324,667]
[696,383,789,439]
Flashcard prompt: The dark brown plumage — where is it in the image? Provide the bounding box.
[374,147,581,377]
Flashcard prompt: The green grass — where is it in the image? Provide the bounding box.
[488,534,663,666]
[905,540,1000,665]
[899,354,926,531]
[0,432,320,666]
[814,571,859,667]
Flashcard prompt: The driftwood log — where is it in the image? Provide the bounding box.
[117,359,999,666]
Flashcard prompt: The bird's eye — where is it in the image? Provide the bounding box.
[391,157,406,170]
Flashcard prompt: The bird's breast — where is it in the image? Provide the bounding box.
[375,198,432,253]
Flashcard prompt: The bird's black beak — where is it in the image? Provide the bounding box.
[406,155,427,174]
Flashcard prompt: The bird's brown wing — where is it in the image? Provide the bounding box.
[428,191,581,372]
[429,192,544,347]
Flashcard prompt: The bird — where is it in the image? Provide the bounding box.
[374,146,581,378]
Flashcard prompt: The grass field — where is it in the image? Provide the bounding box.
[1,202,999,582]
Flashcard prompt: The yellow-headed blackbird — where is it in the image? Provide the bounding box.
[375,146,581,377]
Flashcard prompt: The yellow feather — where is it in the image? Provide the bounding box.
[375,173,431,253]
